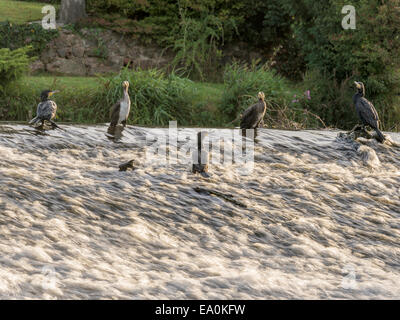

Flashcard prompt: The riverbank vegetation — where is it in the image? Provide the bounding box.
[1,0,400,131]
[2,66,320,129]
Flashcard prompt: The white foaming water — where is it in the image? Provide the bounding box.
[0,124,399,299]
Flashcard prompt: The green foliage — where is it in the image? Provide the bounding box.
[0,46,34,93]
[0,21,58,57]
[219,62,292,120]
[86,0,149,17]
[0,71,223,126]
[227,0,292,48]
[95,68,197,126]
[295,70,355,129]
[5,0,400,130]
[218,62,322,129]
[86,28,109,59]
[285,0,400,129]
[84,0,293,78]
[169,8,226,80]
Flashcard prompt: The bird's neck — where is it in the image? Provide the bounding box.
[123,88,129,99]
[353,92,363,103]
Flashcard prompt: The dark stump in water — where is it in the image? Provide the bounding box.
[347,125,374,140]
[119,160,136,172]
[338,125,398,147]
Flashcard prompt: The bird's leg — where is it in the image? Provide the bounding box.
[37,119,45,130]
[258,119,264,128]
[121,120,127,127]
[49,120,62,130]
[348,124,361,134]
[361,124,369,135]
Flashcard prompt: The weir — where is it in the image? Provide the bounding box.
[0,124,399,299]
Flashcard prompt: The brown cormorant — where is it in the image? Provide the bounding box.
[29,90,60,129]
[107,81,131,136]
[240,92,266,129]
[192,131,210,178]
[353,81,385,143]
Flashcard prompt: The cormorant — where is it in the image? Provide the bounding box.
[353,81,385,143]
[107,81,131,136]
[240,92,266,129]
[29,90,60,129]
[192,131,210,178]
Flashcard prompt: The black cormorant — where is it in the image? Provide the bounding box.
[107,81,131,136]
[353,81,385,143]
[240,92,266,129]
[29,90,60,129]
[192,131,210,178]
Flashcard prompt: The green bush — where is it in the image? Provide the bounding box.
[0,21,58,57]
[169,11,226,80]
[0,46,34,93]
[218,62,323,129]
[219,62,292,120]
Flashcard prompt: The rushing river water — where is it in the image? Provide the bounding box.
[0,123,399,299]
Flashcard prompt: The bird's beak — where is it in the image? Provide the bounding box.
[354,82,361,89]
[49,90,59,96]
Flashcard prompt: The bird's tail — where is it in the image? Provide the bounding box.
[29,117,39,125]
[374,128,386,143]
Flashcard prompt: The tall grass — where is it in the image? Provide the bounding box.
[219,62,324,129]
[5,65,378,130]
[0,68,223,126]
[95,68,196,126]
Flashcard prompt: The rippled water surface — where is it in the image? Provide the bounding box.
[0,124,399,299]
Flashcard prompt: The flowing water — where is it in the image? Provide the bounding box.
[0,123,399,299]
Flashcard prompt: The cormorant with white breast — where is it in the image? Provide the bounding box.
[29,90,60,129]
[240,92,266,129]
[353,81,385,143]
[192,131,210,178]
[107,81,131,136]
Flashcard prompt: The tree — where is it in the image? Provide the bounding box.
[60,0,87,24]
[0,46,33,92]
